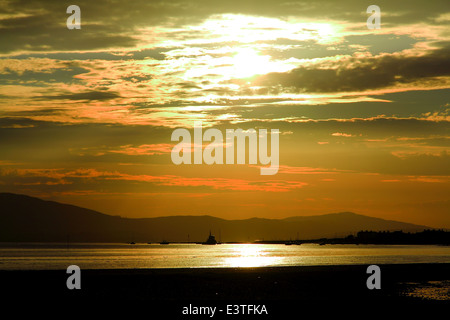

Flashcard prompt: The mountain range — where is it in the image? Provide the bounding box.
[0,193,430,242]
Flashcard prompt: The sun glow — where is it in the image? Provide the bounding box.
[231,48,272,78]
[223,244,283,268]
[182,46,296,82]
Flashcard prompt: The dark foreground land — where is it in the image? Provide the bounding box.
[2,264,449,317]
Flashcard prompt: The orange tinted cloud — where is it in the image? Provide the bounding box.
[107,173,308,192]
[275,165,346,175]
[3,168,307,192]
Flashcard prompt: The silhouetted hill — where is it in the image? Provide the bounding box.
[0,193,430,242]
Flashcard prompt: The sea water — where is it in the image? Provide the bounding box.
[0,243,449,270]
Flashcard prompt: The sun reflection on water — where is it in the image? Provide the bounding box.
[221,244,284,267]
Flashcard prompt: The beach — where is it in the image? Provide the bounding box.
[2,263,448,316]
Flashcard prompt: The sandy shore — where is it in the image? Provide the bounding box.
[1,264,448,316]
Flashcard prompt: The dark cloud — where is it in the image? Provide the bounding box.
[262,34,418,61]
[205,88,449,120]
[0,118,174,165]
[255,45,450,93]
[343,34,418,55]
[0,12,137,53]
[0,66,89,85]
[130,48,174,60]
[0,117,51,128]
[122,75,152,83]
[38,90,120,101]
[0,0,447,54]
[0,117,448,176]
[0,109,68,118]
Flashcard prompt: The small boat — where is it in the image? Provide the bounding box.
[160,240,169,245]
[129,241,136,245]
[202,231,217,245]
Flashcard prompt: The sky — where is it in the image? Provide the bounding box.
[0,0,449,228]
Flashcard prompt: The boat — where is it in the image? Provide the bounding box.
[129,241,136,245]
[202,231,217,245]
[160,240,169,245]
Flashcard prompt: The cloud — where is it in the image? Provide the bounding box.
[408,176,449,183]
[1,167,308,192]
[0,1,447,127]
[38,90,120,101]
[70,144,174,156]
[331,132,354,137]
[254,45,450,93]
[262,165,346,175]
[1,0,448,55]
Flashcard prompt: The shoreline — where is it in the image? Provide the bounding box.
[2,264,448,300]
[1,263,448,316]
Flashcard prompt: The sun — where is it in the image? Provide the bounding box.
[230,48,272,79]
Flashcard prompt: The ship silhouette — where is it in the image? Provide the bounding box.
[202,231,217,245]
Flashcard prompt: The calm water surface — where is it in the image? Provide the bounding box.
[0,243,449,270]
